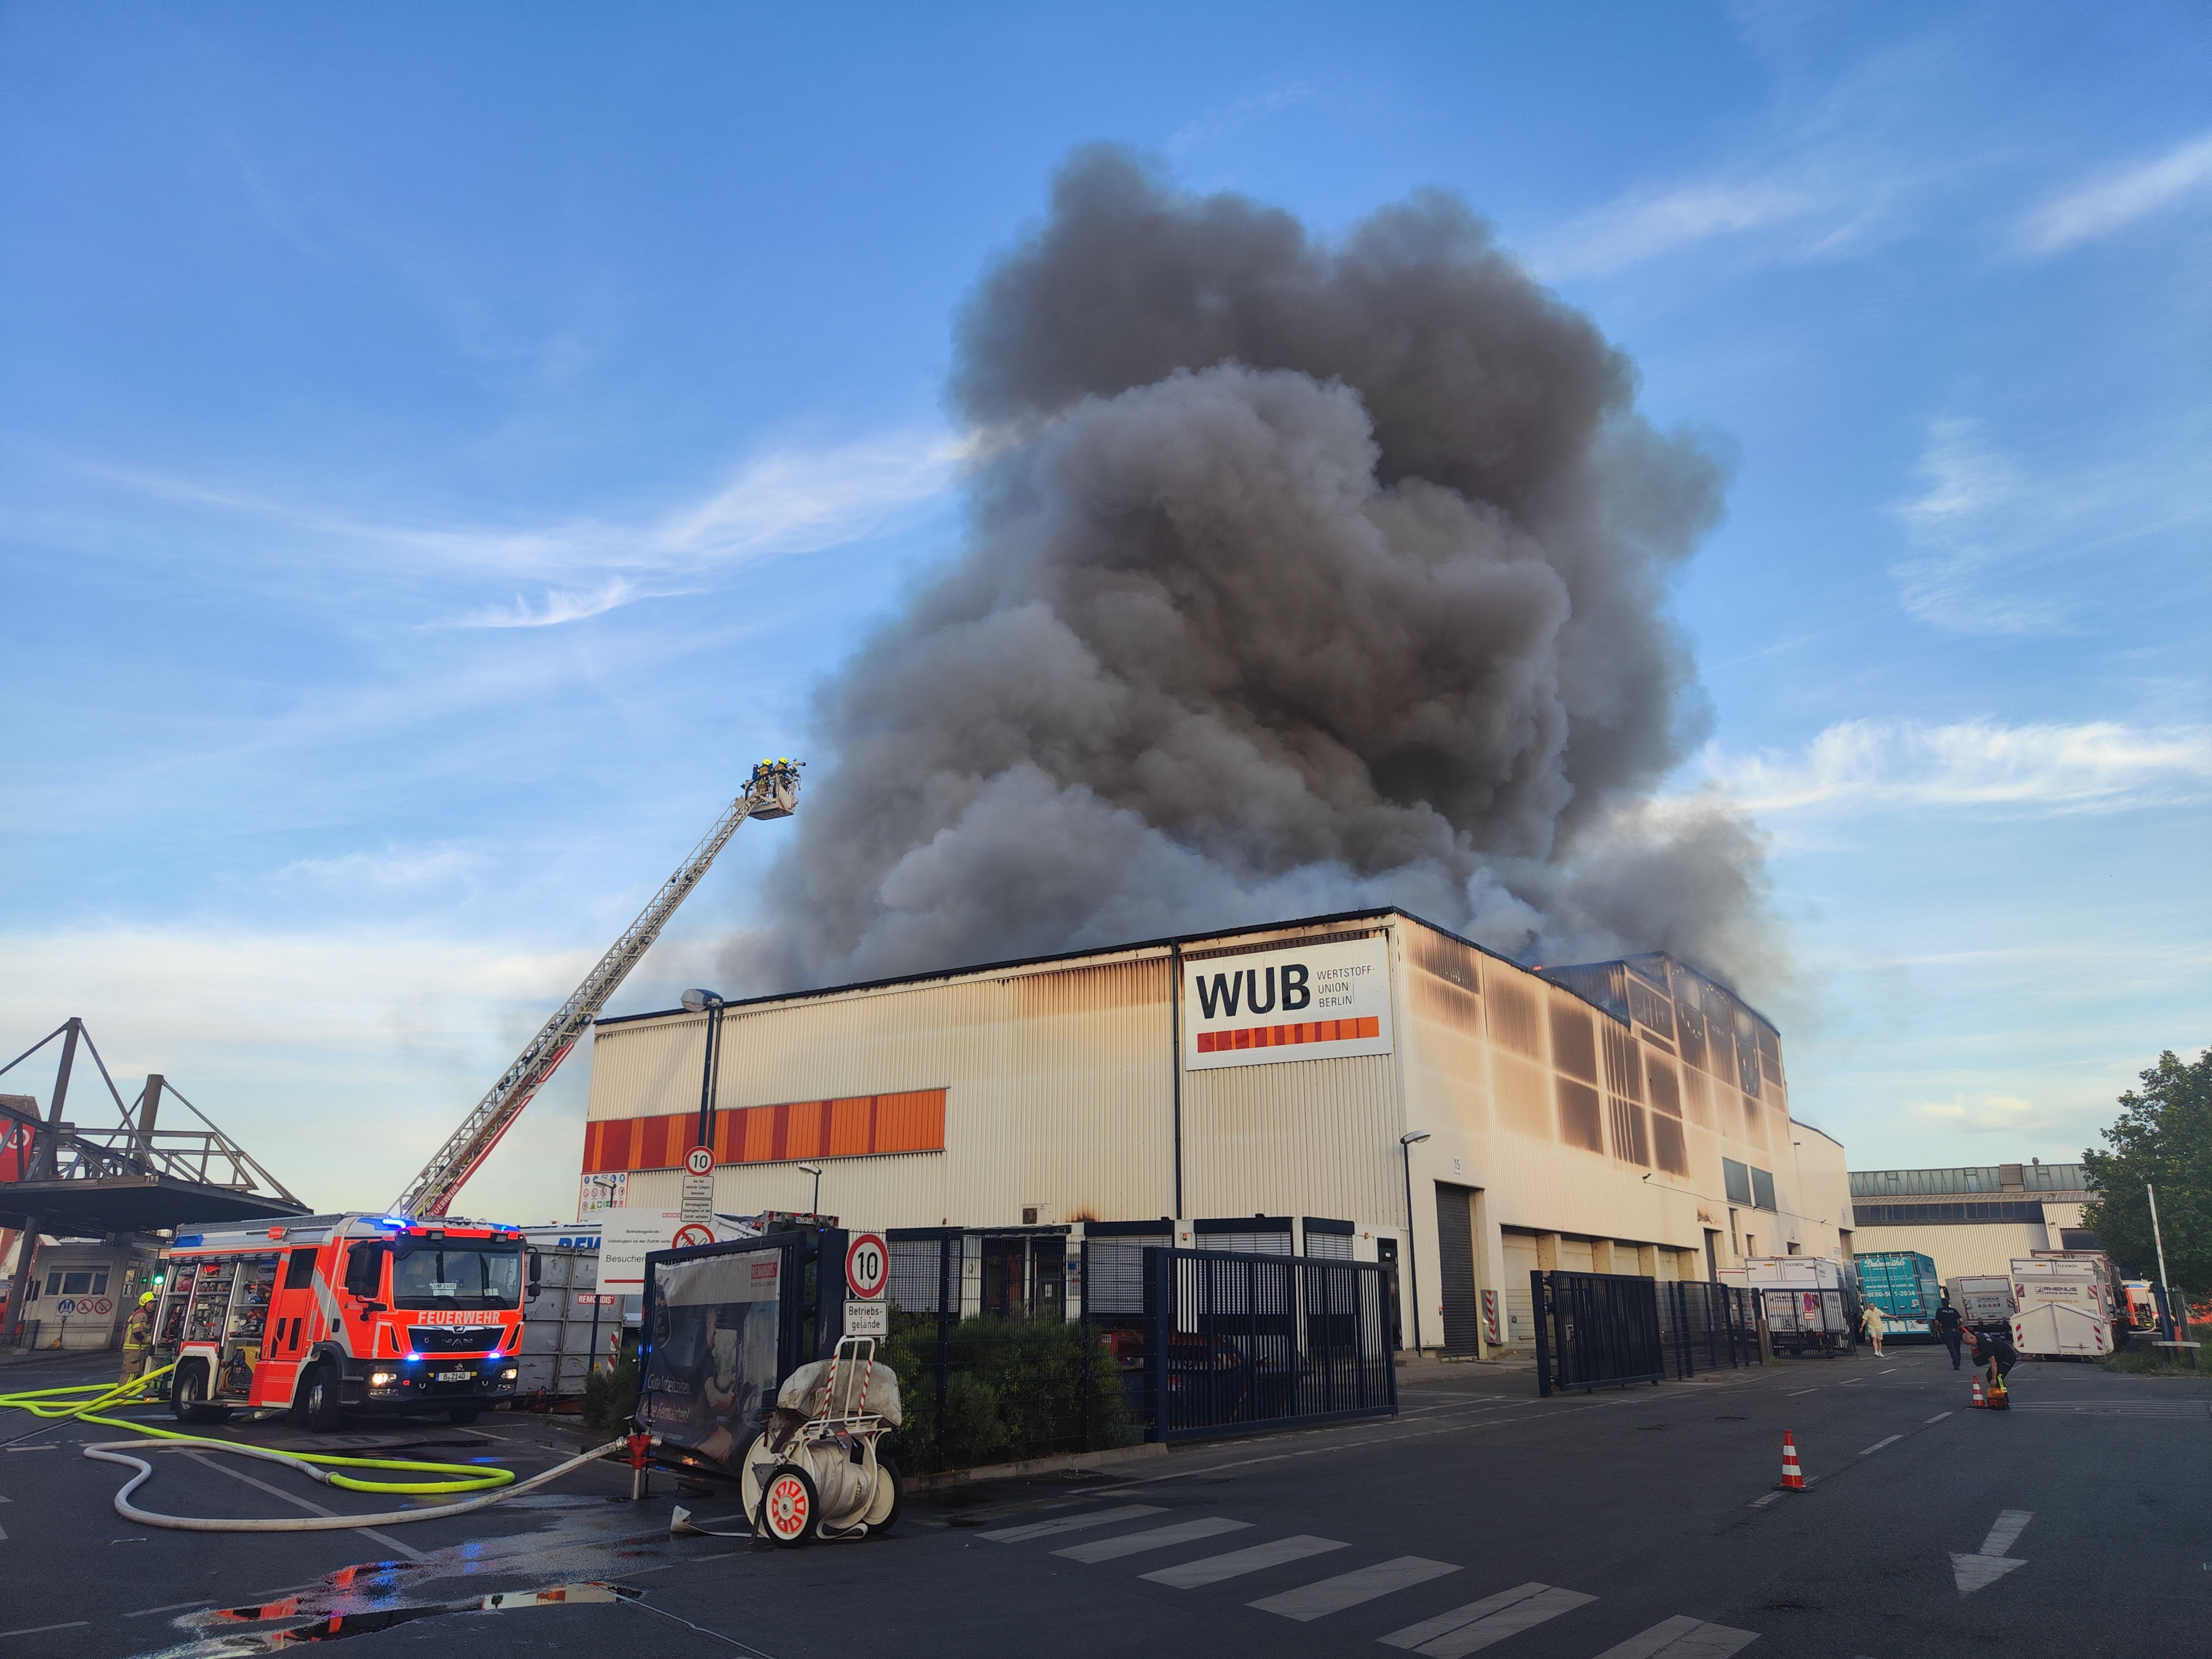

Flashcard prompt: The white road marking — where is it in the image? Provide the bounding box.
[182,1449,422,1561]
[978,1503,1164,1542]
[1591,1613,1761,1658]
[124,1600,217,1618]
[1379,1582,1596,1657]
[1251,1555,1460,1620]
[1141,1534,1347,1587]
[1749,1492,1783,1509]
[1055,1517,1251,1562]
[0,1624,91,1639]
[1858,1435,1902,1456]
[1785,1388,1817,1396]
[1951,1508,2032,1595]
[1980,1509,2033,1557]
[1926,1412,1953,1423]
[1880,1368,1898,1375]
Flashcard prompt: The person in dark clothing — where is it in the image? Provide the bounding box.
[1934,1300,1966,1369]
[1965,1324,2018,1388]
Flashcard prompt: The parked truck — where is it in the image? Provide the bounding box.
[2010,1255,2122,1361]
[1855,1250,1942,1341]
[1950,1275,2017,1329]
[1746,1257,1855,1356]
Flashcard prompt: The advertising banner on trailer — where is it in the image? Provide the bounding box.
[1183,933,1393,1071]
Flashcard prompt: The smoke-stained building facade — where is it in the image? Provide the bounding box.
[578,908,1847,1356]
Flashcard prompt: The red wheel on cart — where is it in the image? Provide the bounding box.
[759,1465,818,1547]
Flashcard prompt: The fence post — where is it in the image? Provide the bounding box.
[1532,1269,1552,1397]
[1080,1239,1093,1456]
[935,1232,952,1474]
[1143,1246,1168,1444]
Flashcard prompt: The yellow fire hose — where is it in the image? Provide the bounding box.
[1,1364,626,1530]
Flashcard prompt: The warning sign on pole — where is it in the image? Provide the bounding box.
[845,1232,888,1300]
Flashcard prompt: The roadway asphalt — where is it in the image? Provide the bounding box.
[1,1340,2204,1658]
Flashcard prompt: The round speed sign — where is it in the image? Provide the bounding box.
[845,1232,889,1300]
[684,1145,714,1176]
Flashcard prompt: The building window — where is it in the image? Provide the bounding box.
[1556,1079,1605,1154]
[1723,1158,1753,1206]
[1751,1168,1777,1212]
[1549,1004,1599,1084]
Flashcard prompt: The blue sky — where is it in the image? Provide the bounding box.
[3,3,2206,1226]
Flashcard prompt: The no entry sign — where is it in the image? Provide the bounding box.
[845,1232,888,1300]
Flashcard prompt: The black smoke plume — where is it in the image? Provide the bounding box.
[740,147,1778,994]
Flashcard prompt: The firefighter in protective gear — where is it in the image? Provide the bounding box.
[118,1290,157,1386]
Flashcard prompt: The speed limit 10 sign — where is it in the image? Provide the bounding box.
[684,1145,714,1176]
[845,1232,889,1301]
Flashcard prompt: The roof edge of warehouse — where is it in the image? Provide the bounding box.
[595,904,1767,1034]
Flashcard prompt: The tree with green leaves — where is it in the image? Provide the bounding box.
[2079,1049,2212,1294]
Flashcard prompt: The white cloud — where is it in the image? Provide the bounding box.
[1889,419,2065,634]
[2020,131,2212,255]
[451,577,643,630]
[1702,718,2212,815]
[1166,82,1313,154]
[1528,180,1828,279]
[1909,1093,2051,1134]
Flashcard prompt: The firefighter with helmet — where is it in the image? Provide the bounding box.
[118,1290,157,1386]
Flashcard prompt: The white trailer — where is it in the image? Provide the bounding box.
[1746,1258,1853,1355]
[2010,1257,2117,1360]
[1951,1275,2016,1326]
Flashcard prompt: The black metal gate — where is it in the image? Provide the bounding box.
[1532,1269,1664,1395]
[1144,1246,1397,1441]
[1658,1280,1761,1378]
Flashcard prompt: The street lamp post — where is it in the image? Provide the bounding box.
[797,1164,823,1217]
[1401,1131,1432,1354]
[679,990,726,1153]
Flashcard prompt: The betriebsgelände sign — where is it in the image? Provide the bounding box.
[1182,933,1394,1071]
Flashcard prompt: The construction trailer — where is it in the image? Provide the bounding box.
[2010,1255,2121,1360]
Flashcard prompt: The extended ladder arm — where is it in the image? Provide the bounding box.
[392,758,801,1218]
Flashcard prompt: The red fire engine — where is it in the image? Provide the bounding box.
[150,1213,536,1429]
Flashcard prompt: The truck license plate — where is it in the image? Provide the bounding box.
[435,1371,470,1382]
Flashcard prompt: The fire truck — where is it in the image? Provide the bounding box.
[150,1214,536,1428]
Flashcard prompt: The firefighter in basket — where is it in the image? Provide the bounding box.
[744,1338,904,1546]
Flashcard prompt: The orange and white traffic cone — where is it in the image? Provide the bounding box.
[1970,1377,1986,1408]
[1778,1430,1806,1492]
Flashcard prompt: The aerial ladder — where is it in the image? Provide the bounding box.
[389,757,802,1218]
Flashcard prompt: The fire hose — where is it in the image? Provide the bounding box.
[1,1365,628,1531]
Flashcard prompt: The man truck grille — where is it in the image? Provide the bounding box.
[407,1326,503,1353]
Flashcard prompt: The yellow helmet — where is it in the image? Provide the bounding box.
[139,1290,157,1305]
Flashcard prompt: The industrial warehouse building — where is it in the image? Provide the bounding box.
[579,908,1851,1358]
[1847,1161,2097,1281]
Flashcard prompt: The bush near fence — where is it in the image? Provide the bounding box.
[877,1310,1133,1471]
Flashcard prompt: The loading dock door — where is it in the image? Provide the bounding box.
[1434,1184,1479,1355]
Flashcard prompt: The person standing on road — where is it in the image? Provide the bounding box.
[1858,1300,1887,1357]
[1934,1299,1966,1369]
[117,1291,156,1386]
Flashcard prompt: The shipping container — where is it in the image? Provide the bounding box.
[1855,1250,1942,1340]
[518,1245,620,1399]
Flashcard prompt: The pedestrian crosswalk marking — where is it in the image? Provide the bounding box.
[1379,1581,1595,1658]
[1250,1555,1461,1621]
[1589,1613,1759,1658]
[1141,1534,1349,1587]
[977,1503,1164,1542]
[1054,1517,1252,1562]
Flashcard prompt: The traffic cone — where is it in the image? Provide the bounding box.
[1969,1377,1985,1408]
[1778,1430,1806,1492]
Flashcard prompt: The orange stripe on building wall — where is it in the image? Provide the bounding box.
[580,1088,951,1175]
[1195,1016,1380,1055]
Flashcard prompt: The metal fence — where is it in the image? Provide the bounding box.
[1656,1280,1761,1379]
[1142,1246,1396,1443]
[1532,1269,1665,1395]
[881,1229,1131,1474]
